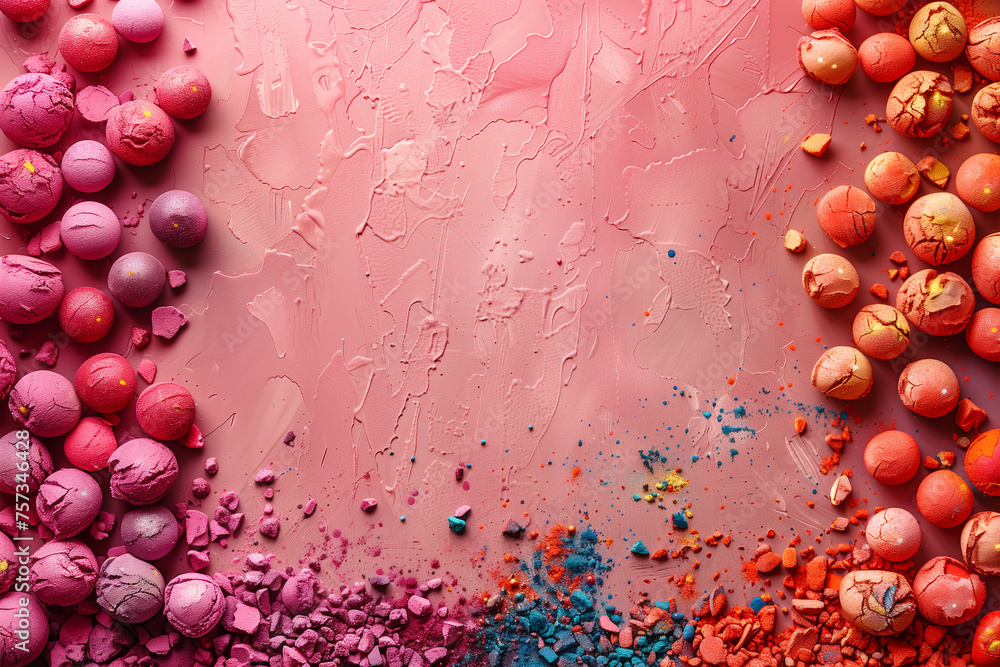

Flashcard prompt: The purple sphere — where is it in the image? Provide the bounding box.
[149,190,208,248]
[107,252,165,308]
[121,504,179,560]
[96,553,165,623]
[9,370,81,438]
[61,201,122,260]
[35,468,102,539]
[107,438,178,505]
[0,430,52,495]
[61,140,116,193]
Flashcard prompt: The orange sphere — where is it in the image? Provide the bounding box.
[966,429,1000,495]
[917,470,975,527]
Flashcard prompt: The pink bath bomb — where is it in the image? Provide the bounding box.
[0,340,14,400]
[96,553,165,623]
[105,100,174,167]
[864,430,921,485]
[164,573,224,637]
[64,417,117,472]
[149,189,208,247]
[968,18,1000,81]
[121,504,178,561]
[0,73,74,149]
[798,29,858,85]
[0,429,51,495]
[0,533,14,594]
[973,233,1000,304]
[967,309,1000,361]
[965,429,1000,496]
[0,592,47,666]
[0,149,62,224]
[816,185,876,247]
[957,153,1000,212]
[0,0,50,22]
[865,152,919,205]
[9,370,80,437]
[59,14,118,72]
[136,382,195,440]
[61,140,115,193]
[896,269,974,336]
[916,470,974,528]
[35,468,101,539]
[111,0,164,43]
[865,507,921,561]
[29,539,97,606]
[858,33,916,83]
[60,201,121,261]
[0,255,63,324]
[107,251,166,308]
[75,353,136,414]
[898,358,960,418]
[107,437,178,505]
[801,0,854,30]
[155,65,211,119]
[913,556,984,625]
[59,286,114,344]
[972,82,1000,142]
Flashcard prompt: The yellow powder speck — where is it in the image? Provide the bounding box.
[191,86,197,92]
[23,161,34,173]
[119,379,127,385]
[143,110,152,118]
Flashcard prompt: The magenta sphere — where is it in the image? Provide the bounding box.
[105,100,174,167]
[136,382,195,440]
[75,353,136,414]
[0,255,63,324]
[155,65,211,119]
[107,252,166,308]
[0,149,62,224]
[9,370,81,438]
[59,287,114,343]
[35,468,101,539]
[0,73,74,149]
[0,0,50,22]
[112,0,164,43]
[59,14,118,72]
[121,504,179,560]
[64,417,117,472]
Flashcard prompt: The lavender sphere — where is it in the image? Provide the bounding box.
[29,539,98,606]
[96,553,165,623]
[61,201,121,260]
[107,438,178,505]
[35,468,102,539]
[61,140,116,193]
[0,255,64,324]
[9,370,81,438]
[0,430,51,495]
[149,190,208,248]
[107,252,166,308]
[121,504,179,560]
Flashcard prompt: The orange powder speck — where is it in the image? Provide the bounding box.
[742,560,760,584]
[727,377,735,385]
[571,467,581,480]
[764,213,772,220]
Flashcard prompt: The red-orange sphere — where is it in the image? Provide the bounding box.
[973,611,1000,667]
[916,470,975,527]
[966,429,1000,495]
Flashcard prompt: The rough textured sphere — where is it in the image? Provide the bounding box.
[59,13,118,72]
[0,73,74,149]
[75,352,136,414]
[136,381,196,440]
[962,512,1000,576]
[0,149,62,224]
[96,553,165,623]
[0,592,48,666]
[60,201,122,260]
[112,0,164,43]
[886,71,953,138]
[155,65,212,119]
[107,438,179,505]
[61,140,116,193]
[9,370,81,437]
[864,430,920,485]
[966,429,1000,496]
[59,287,115,344]
[0,0,50,22]
[811,346,872,400]
[164,573,225,638]
[839,570,915,636]
[105,100,175,167]
[0,255,63,325]
[149,190,208,247]
[35,468,102,539]
[897,358,960,418]
[121,504,179,561]
[913,556,984,625]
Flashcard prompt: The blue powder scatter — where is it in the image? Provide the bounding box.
[671,511,688,529]
[729,134,736,142]
[448,516,466,533]
[729,448,739,461]
[691,455,699,464]
[721,425,753,436]
[701,410,712,418]
[812,489,818,495]
[733,406,747,418]
[667,249,676,258]
[630,540,649,556]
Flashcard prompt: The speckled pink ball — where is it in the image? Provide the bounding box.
[9,370,80,438]
[29,539,98,606]
[136,381,195,441]
[75,353,136,414]
[64,417,117,472]
[866,508,922,562]
[858,33,916,83]
[0,592,47,666]
[164,573,225,638]
[898,358,960,418]
[59,14,118,72]
[0,73,74,149]
[107,252,166,308]
[0,429,50,495]
[112,0,164,43]
[121,504,179,560]
[0,0,49,22]
[0,149,62,224]
[35,468,101,539]
[60,201,121,260]
[61,140,116,193]
[107,437,178,505]
[967,309,1000,362]
[801,0,854,30]
[149,189,208,247]
[0,255,63,325]
[59,286,114,344]
[957,153,1000,212]
[155,65,211,119]
[105,100,174,167]
[973,233,1000,304]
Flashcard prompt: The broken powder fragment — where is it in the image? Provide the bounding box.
[898,265,909,279]
[800,133,831,157]
[887,268,899,280]
[453,505,471,519]
[831,517,850,531]
[259,517,280,538]
[784,229,807,252]
[180,423,203,449]
[187,550,210,571]
[185,510,209,547]
[76,85,119,123]
[924,455,940,470]
[283,431,295,444]
[26,235,41,257]
[950,122,970,140]
[131,327,150,348]
[936,450,956,468]
[957,397,987,431]
[254,468,275,484]
[303,499,317,517]
[183,38,196,52]
[917,155,950,187]
[782,547,798,568]
[889,251,907,264]
[860,141,866,150]
[204,457,218,475]
[806,556,827,591]
[34,341,58,366]
[953,63,972,93]
[90,510,115,540]
[865,114,878,125]
[756,552,782,573]
[136,358,156,383]
[168,270,186,288]
[869,283,888,299]
[360,498,378,511]
[152,306,188,339]
[219,491,239,511]
[794,417,806,433]
[191,478,210,499]
[39,222,61,253]
[118,89,136,104]
[830,474,852,506]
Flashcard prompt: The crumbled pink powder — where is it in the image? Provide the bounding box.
[26,234,41,256]
[219,491,239,511]
[187,549,210,571]
[360,498,378,511]
[303,499,317,516]
[76,85,119,122]
[34,340,58,366]
[131,327,150,348]
[117,89,135,104]
[40,222,61,253]
[254,468,275,484]
[183,38,196,52]
[259,517,280,538]
[103,413,120,426]
[152,306,188,339]
[136,358,156,383]
[209,520,229,542]
[89,511,115,540]
[180,423,203,449]
[168,270,187,288]
[204,457,218,475]
[122,211,141,228]
[186,509,209,547]
[228,513,244,535]
[191,478,211,499]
